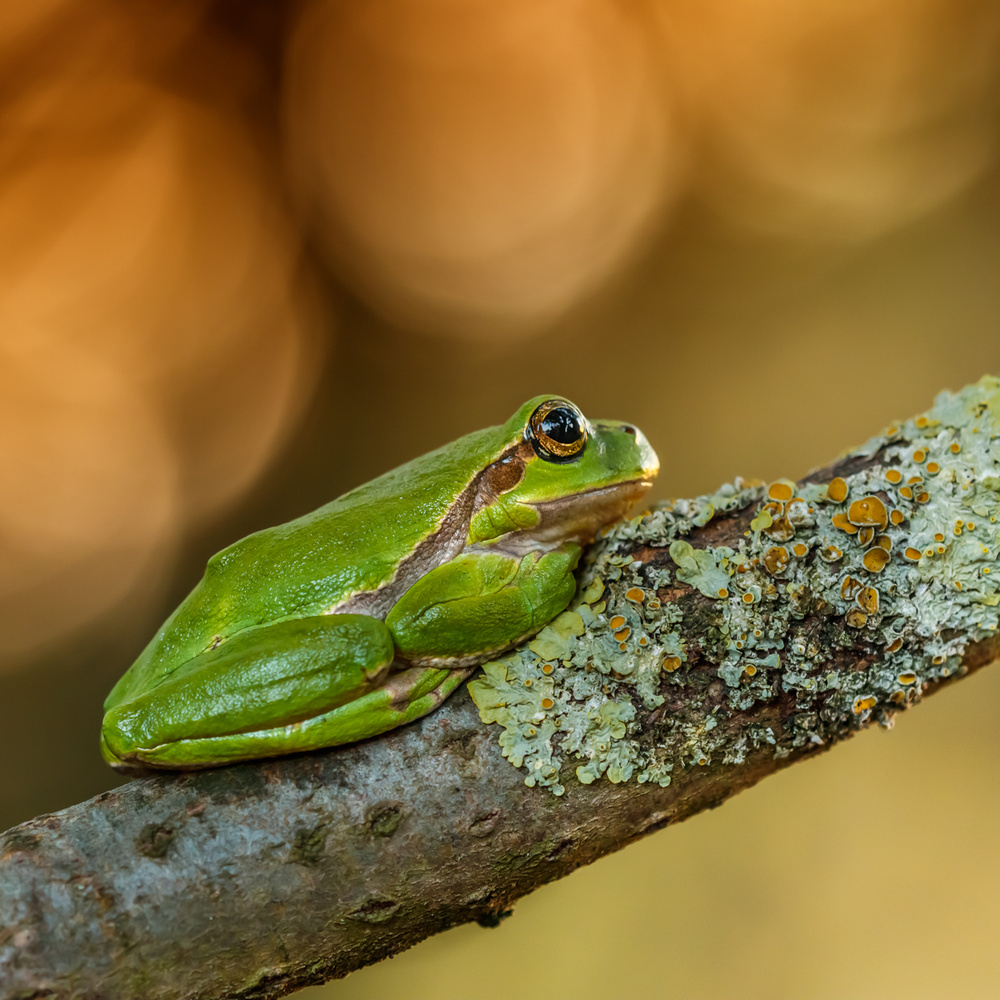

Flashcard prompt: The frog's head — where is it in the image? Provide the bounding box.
[468,395,659,547]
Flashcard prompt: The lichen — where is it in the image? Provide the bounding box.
[468,376,1000,795]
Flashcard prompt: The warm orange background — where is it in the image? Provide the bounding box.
[3,3,1000,997]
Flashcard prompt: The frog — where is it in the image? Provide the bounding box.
[101,395,658,770]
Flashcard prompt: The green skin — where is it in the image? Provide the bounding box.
[101,395,659,770]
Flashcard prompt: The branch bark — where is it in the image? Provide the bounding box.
[2,378,999,1000]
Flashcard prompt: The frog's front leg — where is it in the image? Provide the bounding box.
[385,543,581,664]
[100,614,456,769]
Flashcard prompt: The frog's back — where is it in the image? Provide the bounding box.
[108,425,507,704]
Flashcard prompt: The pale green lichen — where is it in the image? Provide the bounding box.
[468,376,1000,795]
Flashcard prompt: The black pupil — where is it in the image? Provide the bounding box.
[540,407,581,445]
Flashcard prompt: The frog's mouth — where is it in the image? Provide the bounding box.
[516,477,655,547]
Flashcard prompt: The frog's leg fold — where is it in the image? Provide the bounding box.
[385,542,581,664]
[101,613,449,769]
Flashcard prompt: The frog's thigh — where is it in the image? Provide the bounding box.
[101,614,395,768]
[385,544,581,662]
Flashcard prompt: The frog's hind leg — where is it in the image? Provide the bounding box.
[101,613,412,769]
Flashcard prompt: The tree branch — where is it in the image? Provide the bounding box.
[3,377,999,1000]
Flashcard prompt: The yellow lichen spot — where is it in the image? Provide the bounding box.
[933,654,947,665]
[745,665,757,677]
[926,462,940,475]
[934,532,945,542]
[841,576,860,600]
[890,690,906,704]
[917,492,930,504]
[915,416,928,429]
[908,475,923,485]
[619,642,628,651]
[846,609,868,628]
[890,509,905,526]
[954,525,963,537]
[875,535,892,552]
[885,469,903,485]
[697,757,708,766]
[886,638,903,653]
[888,424,900,434]
[717,588,729,599]
[862,548,890,573]
[792,542,808,558]
[853,695,877,713]
[742,592,755,604]
[663,656,682,672]
[848,495,889,530]
[950,442,962,454]
[609,615,626,630]
[763,546,790,576]
[832,512,860,535]
[827,477,848,503]
[524,679,533,687]
[857,586,879,614]
[912,449,927,464]
[541,697,554,710]
[819,545,844,562]
[899,486,914,500]
[936,545,946,554]
[904,547,922,561]
[858,526,876,547]
[614,627,631,643]
[768,481,794,502]
[625,587,645,603]
[955,581,963,590]
[541,663,554,675]
[639,636,648,646]
[898,672,917,685]
[766,516,796,542]
[967,522,976,531]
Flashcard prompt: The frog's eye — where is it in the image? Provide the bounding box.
[527,399,588,463]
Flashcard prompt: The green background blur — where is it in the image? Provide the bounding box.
[3,2,1000,997]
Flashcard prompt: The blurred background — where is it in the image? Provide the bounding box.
[3,1,1000,996]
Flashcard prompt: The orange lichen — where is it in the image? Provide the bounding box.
[638,636,648,646]
[853,695,877,713]
[862,548,890,573]
[885,469,903,485]
[819,545,844,562]
[832,512,859,534]
[846,609,867,629]
[614,627,631,642]
[745,665,757,677]
[827,477,848,503]
[890,690,906,704]
[875,535,892,552]
[742,592,755,604]
[916,492,930,504]
[768,482,794,502]
[908,476,923,484]
[609,615,626,630]
[912,449,927,464]
[717,588,730,599]
[763,546,790,576]
[898,672,917,685]
[890,510,905,526]
[904,547,922,561]
[886,638,903,653]
[792,542,808,558]
[663,656,681,672]
[841,576,861,600]
[950,442,962,454]
[899,486,914,500]
[848,495,889,530]
[541,697,554,710]
[857,586,879,614]
[926,462,940,475]
[625,587,644,602]
[915,416,929,429]
[541,663,554,675]
[858,526,876,547]
[766,516,796,542]
[934,532,945,542]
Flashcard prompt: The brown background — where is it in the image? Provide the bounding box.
[3,2,1000,997]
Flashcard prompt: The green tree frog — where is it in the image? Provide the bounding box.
[101,396,658,770]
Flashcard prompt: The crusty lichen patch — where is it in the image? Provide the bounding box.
[468,375,1000,795]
